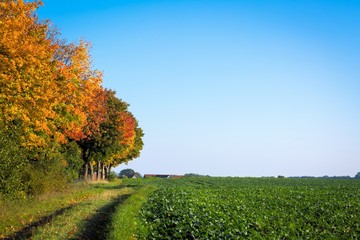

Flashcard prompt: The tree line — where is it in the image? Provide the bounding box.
[0,0,143,199]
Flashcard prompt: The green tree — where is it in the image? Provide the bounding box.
[119,168,136,178]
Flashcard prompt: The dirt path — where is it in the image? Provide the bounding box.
[76,193,131,240]
[2,185,134,240]
[2,205,77,240]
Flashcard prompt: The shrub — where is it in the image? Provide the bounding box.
[60,141,83,181]
[0,128,77,198]
[120,175,128,179]
[108,171,117,182]
[24,148,69,196]
[0,129,28,199]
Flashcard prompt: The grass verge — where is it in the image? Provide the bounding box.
[0,179,128,239]
[107,184,157,240]
[30,184,133,239]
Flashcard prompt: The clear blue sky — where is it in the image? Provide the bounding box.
[38,0,360,177]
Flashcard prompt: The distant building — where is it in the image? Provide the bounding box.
[144,174,184,179]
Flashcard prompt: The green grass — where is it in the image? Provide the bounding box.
[107,184,157,240]
[0,179,137,239]
[31,185,134,239]
[4,177,356,239]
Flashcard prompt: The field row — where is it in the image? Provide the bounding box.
[137,178,360,239]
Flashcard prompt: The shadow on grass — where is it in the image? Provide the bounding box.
[2,205,76,240]
[92,184,129,190]
[75,193,132,240]
[92,182,143,190]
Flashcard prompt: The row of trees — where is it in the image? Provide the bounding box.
[0,0,143,198]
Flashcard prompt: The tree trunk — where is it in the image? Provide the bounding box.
[105,165,110,180]
[96,160,101,181]
[82,150,89,181]
[102,163,106,180]
[90,163,94,181]
[83,162,88,181]
[107,164,111,176]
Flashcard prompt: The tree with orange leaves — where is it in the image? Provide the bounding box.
[0,0,108,194]
[102,94,144,179]
[0,1,107,150]
[54,41,108,142]
[0,0,60,148]
[78,90,144,180]
[0,1,143,197]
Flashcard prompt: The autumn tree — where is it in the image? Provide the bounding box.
[123,125,144,162]
[79,90,144,180]
[0,0,107,148]
[0,0,105,194]
[0,0,61,149]
[0,1,143,197]
[54,41,108,180]
[54,41,107,142]
[100,91,144,179]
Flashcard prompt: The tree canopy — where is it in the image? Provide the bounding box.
[119,169,136,178]
[0,0,144,198]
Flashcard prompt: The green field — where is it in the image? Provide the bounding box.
[1,177,359,239]
[137,177,360,239]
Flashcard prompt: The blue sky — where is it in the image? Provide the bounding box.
[38,0,360,177]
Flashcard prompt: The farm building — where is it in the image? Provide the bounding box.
[144,174,183,179]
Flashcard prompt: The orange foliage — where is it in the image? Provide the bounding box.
[0,0,58,147]
[54,42,107,141]
[118,112,136,146]
[0,1,107,149]
[0,1,143,167]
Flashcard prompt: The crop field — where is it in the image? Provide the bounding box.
[1,178,359,239]
[137,178,360,239]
